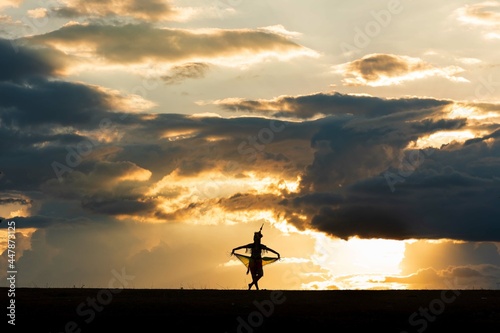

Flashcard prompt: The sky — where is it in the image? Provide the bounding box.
[0,0,500,290]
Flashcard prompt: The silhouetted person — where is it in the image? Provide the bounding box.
[231,226,280,290]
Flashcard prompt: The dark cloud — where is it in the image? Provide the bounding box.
[219,193,284,213]
[3,214,92,229]
[0,38,67,81]
[464,128,500,146]
[81,194,157,216]
[296,114,467,192]
[0,37,154,193]
[0,38,133,131]
[213,92,500,242]
[302,138,500,242]
[410,118,467,133]
[161,62,210,85]
[0,78,121,128]
[214,91,452,119]
[283,192,344,207]
[0,197,31,205]
[311,205,417,240]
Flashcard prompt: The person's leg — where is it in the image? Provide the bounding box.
[254,262,263,290]
[254,277,260,290]
[248,260,255,289]
[249,271,261,290]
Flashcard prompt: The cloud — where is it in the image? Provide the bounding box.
[52,0,176,21]
[455,1,500,40]
[0,39,155,197]
[383,264,500,289]
[26,23,317,71]
[382,239,500,289]
[0,197,31,205]
[3,87,499,243]
[0,75,151,129]
[0,38,71,80]
[0,0,22,10]
[333,53,468,86]
[258,25,303,38]
[209,92,500,242]
[0,191,35,219]
[0,38,153,126]
[400,240,500,274]
[212,91,452,119]
[303,138,500,242]
[161,62,210,85]
[1,39,499,245]
[2,71,497,242]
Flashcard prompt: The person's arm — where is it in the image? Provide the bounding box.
[231,243,252,255]
[263,245,280,259]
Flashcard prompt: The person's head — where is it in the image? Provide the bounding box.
[253,231,262,242]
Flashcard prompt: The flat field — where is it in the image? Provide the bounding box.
[2,288,499,332]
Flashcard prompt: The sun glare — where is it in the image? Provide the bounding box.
[305,234,407,289]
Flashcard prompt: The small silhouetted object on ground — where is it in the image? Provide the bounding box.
[231,224,280,290]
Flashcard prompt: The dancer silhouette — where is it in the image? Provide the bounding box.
[231,225,280,290]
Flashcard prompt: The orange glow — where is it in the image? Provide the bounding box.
[0,195,32,219]
[116,168,152,182]
[448,104,500,121]
[148,169,300,201]
[409,130,480,149]
[161,129,198,141]
[203,135,228,142]
[0,227,37,254]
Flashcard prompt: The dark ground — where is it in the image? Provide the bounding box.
[2,287,500,332]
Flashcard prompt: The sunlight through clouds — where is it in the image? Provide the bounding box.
[1,0,500,292]
[305,234,406,289]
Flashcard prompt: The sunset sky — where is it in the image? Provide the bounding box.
[1,0,500,290]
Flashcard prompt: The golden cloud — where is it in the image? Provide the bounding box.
[27,23,317,73]
[333,53,468,87]
[455,1,500,39]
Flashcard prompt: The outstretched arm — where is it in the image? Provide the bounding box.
[231,243,252,255]
[263,245,280,259]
